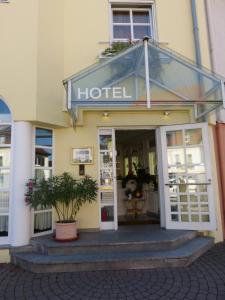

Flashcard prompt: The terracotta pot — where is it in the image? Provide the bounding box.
[55,221,77,241]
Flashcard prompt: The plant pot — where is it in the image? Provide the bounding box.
[55,221,78,241]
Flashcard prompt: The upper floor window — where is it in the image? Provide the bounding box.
[112,6,153,41]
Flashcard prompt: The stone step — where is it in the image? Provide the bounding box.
[31,230,197,255]
[11,237,214,273]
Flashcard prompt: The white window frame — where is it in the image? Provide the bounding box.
[159,123,216,231]
[31,126,54,237]
[109,3,156,43]
[98,128,118,230]
[0,122,12,245]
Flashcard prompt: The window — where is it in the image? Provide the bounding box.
[35,128,53,179]
[0,100,11,240]
[112,6,153,41]
[33,127,53,235]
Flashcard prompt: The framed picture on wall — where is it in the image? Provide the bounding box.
[72,147,93,164]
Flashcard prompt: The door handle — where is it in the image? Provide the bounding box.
[165,182,211,186]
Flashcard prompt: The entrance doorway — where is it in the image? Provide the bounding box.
[115,130,160,226]
[98,124,216,232]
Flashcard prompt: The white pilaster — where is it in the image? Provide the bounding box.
[10,122,33,246]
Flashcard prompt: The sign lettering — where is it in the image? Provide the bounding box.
[77,87,132,100]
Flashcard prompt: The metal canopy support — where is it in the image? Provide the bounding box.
[64,39,224,123]
[143,37,151,109]
[69,108,77,127]
[67,80,72,110]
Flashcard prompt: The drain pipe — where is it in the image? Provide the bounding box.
[191,0,205,120]
[191,0,202,68]
[205,0,215,73]
[205,0,223,122]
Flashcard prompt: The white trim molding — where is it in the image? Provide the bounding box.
[109,0,154,3]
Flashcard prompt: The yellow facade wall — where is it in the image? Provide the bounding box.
[0,249,10,264]
[0,0,212,125]
[0,0,38,120]
[155,0,195,61]
[36,0,69,127]
[63,0,211,78]
[64,0,110,77]
[0,0,69,126]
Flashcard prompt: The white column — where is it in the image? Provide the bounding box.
[10,122,33,246]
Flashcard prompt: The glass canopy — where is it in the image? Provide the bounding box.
[64,41,225,121]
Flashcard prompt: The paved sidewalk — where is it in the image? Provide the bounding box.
[0,243,225,300]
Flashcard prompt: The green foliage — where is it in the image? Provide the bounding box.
[25,173,98,223]
[102,41,135,57]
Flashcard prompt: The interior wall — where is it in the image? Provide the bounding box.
[116,130,159,218]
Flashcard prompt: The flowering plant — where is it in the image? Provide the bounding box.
[25,173,98,223]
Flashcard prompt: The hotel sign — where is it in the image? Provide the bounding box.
[77,87,132,100]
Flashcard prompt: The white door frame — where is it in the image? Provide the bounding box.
[156,128,166,228]
[99,126,164,230]
[159,122,216,231]
[31,125,54,237]
[98,128,118,230]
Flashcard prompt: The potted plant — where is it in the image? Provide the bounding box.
[101,41,135,57]
[25,172,98,241]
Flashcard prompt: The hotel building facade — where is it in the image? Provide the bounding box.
[0,0,225,262]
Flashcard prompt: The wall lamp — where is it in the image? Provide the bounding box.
[102,111,110,117]
[163,111,171,116]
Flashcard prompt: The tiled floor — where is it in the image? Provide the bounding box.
[1,242,225,299]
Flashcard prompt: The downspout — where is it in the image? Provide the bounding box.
[191,0,204,120]
[191,0,202,68]
[205,0,223,122]
[205,0,215,73]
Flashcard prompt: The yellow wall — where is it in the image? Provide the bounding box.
[0,0,38,120]
[55,109,191,229]
[0,0,211,125]
[0,0,69,126]
[64,0,110,77]
[0,249,10,263]
[36,0,69,127]
[156,0,195,61]
[64,0,211,78]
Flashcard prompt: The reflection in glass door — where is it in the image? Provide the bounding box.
[31,128,53,236]
[161,123,216,230]
[0,126,11,244]
[99,129,117,230]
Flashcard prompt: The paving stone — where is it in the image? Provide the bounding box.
[1,242,225,299]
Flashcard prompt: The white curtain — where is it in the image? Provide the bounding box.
[34,211,52,232]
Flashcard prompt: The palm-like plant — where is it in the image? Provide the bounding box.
[25,173,98,223]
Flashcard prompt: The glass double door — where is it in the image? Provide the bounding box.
[98,123,216,231]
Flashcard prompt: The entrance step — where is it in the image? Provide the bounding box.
[11,237,214,273]
[31,230,198,255]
